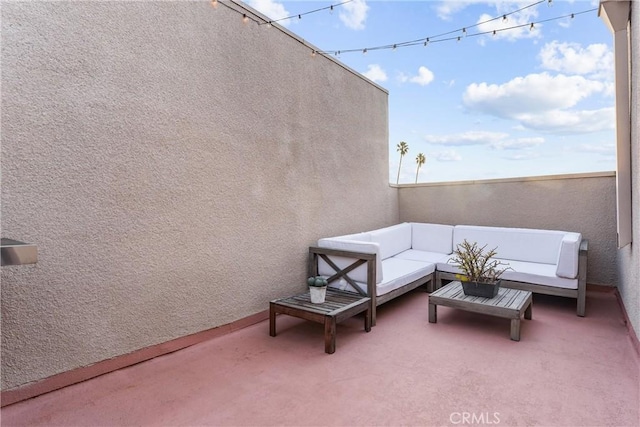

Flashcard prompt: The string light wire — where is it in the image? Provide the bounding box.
[213,0,597,59]
[258,0,353,26]
[316,7,597,55]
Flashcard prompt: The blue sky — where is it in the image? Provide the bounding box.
[244,0,614,183]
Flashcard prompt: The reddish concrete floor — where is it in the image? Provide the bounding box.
[1,289,639,427]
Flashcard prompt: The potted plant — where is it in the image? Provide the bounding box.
[307,276,329,303]
[449,239,509,298]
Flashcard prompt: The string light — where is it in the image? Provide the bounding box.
[217,0,596,59]
[314,6,597,56]
[257,0,353,26]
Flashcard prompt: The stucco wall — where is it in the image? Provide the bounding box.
[0,2,397,390]
[618,1,639,338]
[397,173,618,287]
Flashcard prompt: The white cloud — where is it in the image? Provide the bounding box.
[434,0,486,21]
[578,142,615,156]
[490,137,544,150]
[517,108,615,133]
[410,67,435,86]
[463,72,613,132]
[539,42,614,79]
[398,67,435,86]
[340,0,369,30]
[433,150,462,162]
[424,131,508,146]
[362,64,387,83]
[502,152,541,160]
[247,0,291,26]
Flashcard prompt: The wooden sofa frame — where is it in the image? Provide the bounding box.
[308,246,434,326]
[309,239,588,322]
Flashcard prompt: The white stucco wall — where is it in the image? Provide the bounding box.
[397,173,619,287]
[618,1,639,339]
[0,1,397,390]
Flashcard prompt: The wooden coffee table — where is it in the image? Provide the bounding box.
[429,281,532,341]
[270,289,371,354]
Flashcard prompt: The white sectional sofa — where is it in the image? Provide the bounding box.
[309,222,588,324]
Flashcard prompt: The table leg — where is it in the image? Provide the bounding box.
[510,318,521,341]
[324,316,336,354]
[525,302,532,320]
[269,303,276,337]
[429,302,437,323]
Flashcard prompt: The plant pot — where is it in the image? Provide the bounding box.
[309,286,327,303]
[462,280,501,298]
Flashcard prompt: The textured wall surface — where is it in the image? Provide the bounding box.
[0,2,397,390]
[397,173,618,287]
[617,1,639,338]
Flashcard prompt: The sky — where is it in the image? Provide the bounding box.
[244,0,614,184]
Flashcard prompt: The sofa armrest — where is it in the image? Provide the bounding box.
[317,238,382,283]
[308,246,377,300]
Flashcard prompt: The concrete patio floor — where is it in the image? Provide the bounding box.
[1,288,638,426]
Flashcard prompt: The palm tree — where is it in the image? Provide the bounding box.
[415,153,426,183]
[396,141,409,184]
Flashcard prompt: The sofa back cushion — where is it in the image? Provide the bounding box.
[370,223,413,260]
[453,225,565,265]
[411,223,454,254]
[556,232,582,278]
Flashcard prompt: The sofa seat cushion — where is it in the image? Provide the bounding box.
[437,258,577,290]
[498,259,578,290]
[329,258,434,296]
[393,249,451,265]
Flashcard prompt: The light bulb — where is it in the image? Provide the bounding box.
[529,23,534,31]
[363,48,367,55]
[242,14,249,24]
[211,0,218,8]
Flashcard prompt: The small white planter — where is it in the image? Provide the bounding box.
[309,286,327,303]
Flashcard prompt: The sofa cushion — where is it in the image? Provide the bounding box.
[556,232,582,279]
[393,249,451,265]
[411,223,454,254]
[499,259,578,290]
[453,225,564,265]
[370,223,413,260]
[329,258,435,296]
[438,257,578,290]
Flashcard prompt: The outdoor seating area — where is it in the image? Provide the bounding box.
[1,288,637,426]
[315,222,587,324]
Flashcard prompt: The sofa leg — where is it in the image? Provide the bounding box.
[577,293,586,317]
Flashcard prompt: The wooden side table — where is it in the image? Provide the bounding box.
[270,289,371,354]
[429,281,532,341]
